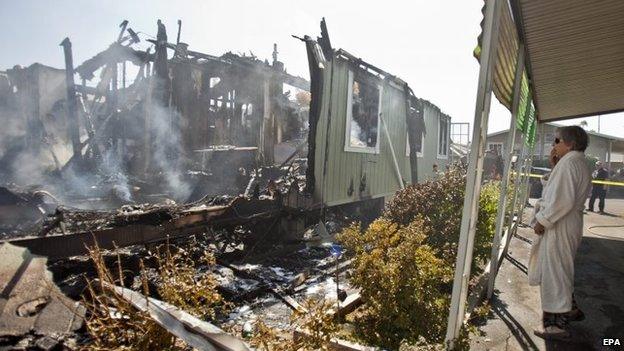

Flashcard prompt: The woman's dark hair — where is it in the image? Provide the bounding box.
[557,126,589,151]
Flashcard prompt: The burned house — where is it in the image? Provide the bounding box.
[0,19,453,249]
[300,23,452,208]
[0,18,457,350]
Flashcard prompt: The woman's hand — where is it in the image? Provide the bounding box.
[534,221,545,235]
[549,148,559,168]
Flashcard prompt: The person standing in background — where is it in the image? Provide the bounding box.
[588,161,609,214]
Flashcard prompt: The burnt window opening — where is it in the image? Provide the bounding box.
[345,70,382,153]
[241,103,253,128]
[438,116,449,158]
[209,77,221,88]
[406,130,425,157]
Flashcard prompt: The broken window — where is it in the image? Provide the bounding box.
[487,142,503,156]
[345,70,381,153]
[209,77,221,88]
[241,103,253,128]
[437,116,449,158]
[406,132,424,157]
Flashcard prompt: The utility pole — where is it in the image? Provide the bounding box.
[598,115,601,133]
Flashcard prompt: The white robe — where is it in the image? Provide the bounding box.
[528,151,591,313]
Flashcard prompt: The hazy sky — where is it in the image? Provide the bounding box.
[1,0,622,137]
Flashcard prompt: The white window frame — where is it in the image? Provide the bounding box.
[487,142,504,155]
[344,70,382,154]
[406,132,424,158]
[437,115,449,159]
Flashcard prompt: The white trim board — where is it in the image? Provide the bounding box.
[344,70,383,154]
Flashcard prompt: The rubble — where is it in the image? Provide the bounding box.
[0,243,85,349]
[0,16,428,350]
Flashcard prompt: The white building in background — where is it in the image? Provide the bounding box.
[486,122,624,171]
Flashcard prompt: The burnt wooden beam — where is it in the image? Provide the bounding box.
[105,282,251,351]
[75,44,147,81]
[147,39,310,91]
[176,19,182,45]
[117,20,129,41]
[6,198,281,258]
[60,38,82,160]
[153,19,171,106]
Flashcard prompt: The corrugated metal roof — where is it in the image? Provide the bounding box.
[475,1,519,111]
[516,0,624,121]
[475,1,538,146]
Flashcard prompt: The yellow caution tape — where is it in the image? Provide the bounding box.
[591,179,624,186]
[510,172,624,187]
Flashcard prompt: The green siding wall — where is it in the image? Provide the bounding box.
[415,103,451,181]
[313,59,411,207]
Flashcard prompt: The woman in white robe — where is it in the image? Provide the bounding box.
[529,126,591,339]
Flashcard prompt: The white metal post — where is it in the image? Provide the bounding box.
[507,145,525,220]
[444,0,502,347]
[487,46,525,299]
[503,140,527,252]
[518,142,536,218]
[505,136,537,257]
[517,123,539,218]
[608,140,613,172]
[381,114,406,189]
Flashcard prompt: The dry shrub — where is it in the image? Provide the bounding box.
[249,320,293,351]
[291,298,339,350]
[153,243,229,320]
[82,241,227,350]
[82,244,176,350]
[249,297,339,351]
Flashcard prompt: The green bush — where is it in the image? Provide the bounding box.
[338,219,452,348]
[384,165,499,270]
[337,165,501,349]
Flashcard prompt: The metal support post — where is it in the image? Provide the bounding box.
[508,142,526,217]
[503,141,527,249]
[444,0,502,347]
[517,142,536,218]
[608,140,613,171]
[381,114,405,189]
[487,46,525,299]
[516,122,539,220]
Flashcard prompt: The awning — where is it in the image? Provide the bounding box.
[517,0,624,122]
[475,1,537,146]
[478,0,624,123]
[448,1,624,347]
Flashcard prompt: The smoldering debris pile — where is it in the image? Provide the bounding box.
[0,206,358,350]
[0,18,310,215]
[0,17,388,350]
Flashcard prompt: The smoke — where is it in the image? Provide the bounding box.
[148,103,192,201]
[100,147,133,202]
[349,120,366,147]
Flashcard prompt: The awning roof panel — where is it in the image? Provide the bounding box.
[518,0,624,121]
